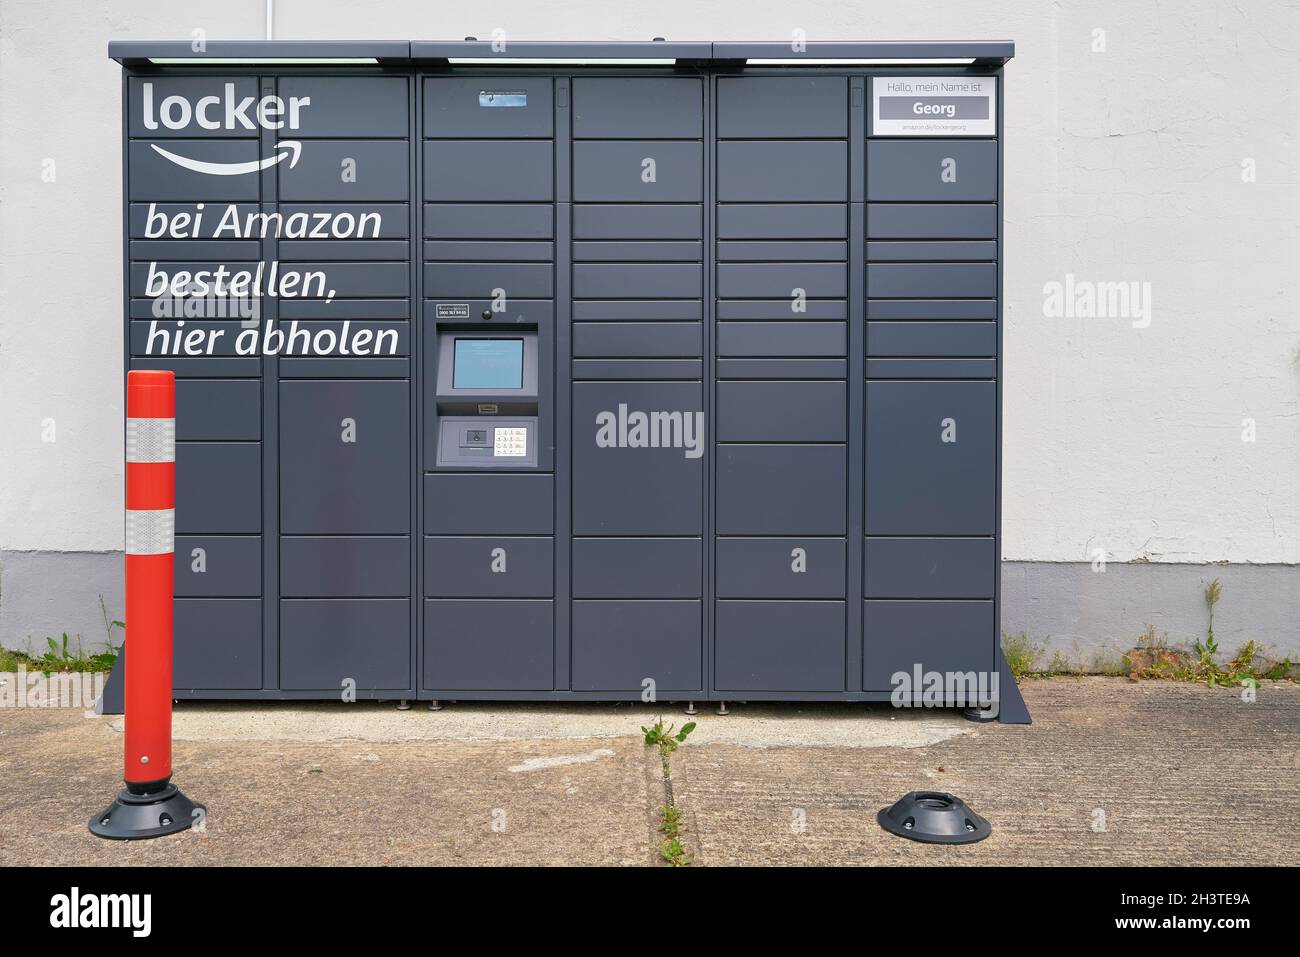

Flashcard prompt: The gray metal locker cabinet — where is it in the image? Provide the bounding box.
[108,40,1024,721]
[112,44,417,703]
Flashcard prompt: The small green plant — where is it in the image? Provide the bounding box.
[1124,625,1194,680]
[642,716,696,866]
[1216,641,1262,690]
[99,594,125,658]
[659,804,685,838]
[1261,654,1298,681]
[33,632,117,675]
[657,804,691,865]
[1046,649,1085,676]
[1194,578,1223,671]
[642,717,696,781]
[42,633,73,675]
[1123,597,1298,687]
[0,647,30,671]
[86,648,118,672]
[6,600,126,674]
[1000,631,1041,679]
[659,836,690,866]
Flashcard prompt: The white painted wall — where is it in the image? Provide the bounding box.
[2,0,1297,563]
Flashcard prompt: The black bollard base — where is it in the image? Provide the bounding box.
[89,783,205,840]
[877,791,991,844]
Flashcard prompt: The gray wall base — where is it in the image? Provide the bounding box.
[0,550,123,655]
[1001,560,1300,667]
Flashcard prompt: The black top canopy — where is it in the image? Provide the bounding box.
[109,39,1014,67]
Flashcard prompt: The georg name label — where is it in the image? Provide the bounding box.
[872,76,997,136]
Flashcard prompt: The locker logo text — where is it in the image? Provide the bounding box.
[595,404,704,459]
[142,81,310,131]
[142,82,311,175]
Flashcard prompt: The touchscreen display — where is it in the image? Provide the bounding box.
[453,338,524,389]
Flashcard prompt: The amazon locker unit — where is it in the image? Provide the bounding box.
[107,40,1026,721]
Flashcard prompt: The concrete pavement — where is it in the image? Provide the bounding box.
[0,678,1294,865]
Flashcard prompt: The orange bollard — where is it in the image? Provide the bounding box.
[91,370,205,839]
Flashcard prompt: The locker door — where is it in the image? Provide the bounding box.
[865,380,995,536]
[276,382,413,689]
[572,381,704,536]
[280,380,411,534]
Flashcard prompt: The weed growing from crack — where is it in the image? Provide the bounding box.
[642,717,697,866]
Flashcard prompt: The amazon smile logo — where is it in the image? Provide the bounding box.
[142,81,311,175]
[151,140,301,175]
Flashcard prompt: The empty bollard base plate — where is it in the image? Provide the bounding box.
[877,791,992,844]
[89,783,205,840]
